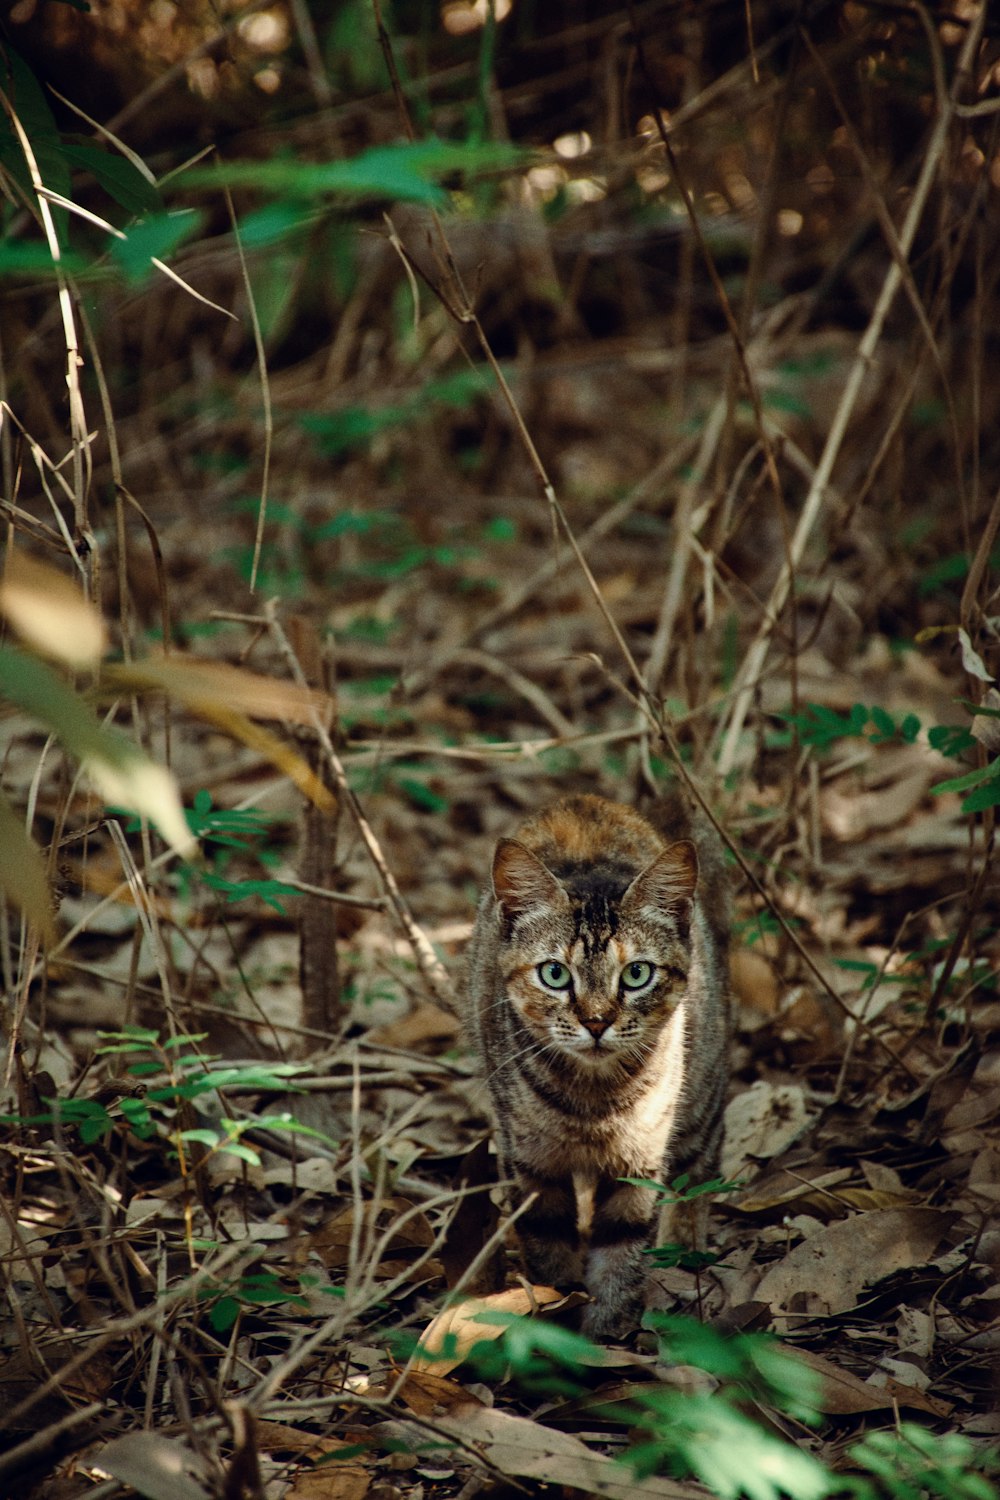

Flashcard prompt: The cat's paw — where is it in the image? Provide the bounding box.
[580,1296,642,1345]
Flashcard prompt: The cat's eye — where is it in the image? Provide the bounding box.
[537,960,572,991]
[621,960,655,991]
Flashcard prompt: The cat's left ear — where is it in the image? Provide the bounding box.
[624,840,698,916]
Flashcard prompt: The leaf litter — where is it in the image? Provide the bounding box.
[2,6,1000,1500]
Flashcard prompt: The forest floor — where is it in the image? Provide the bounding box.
[2,7,1000,1494]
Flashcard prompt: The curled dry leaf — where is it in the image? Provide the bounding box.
[411,1285,569,1375]
[0,553,107,667]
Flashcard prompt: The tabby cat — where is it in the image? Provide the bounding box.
[467,793,731,1340]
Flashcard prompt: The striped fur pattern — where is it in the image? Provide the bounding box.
[466,793,731,1340]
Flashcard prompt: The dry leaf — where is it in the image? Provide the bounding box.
[313,1198,435,1268]
[104,653,333,725]
[374,1407,699,1500]
[730,948,780,1017]
[721,1081,814,1179]
[99,1432,211,1500]
[0,553,107,667]
[411,1285,568,1375]
[398,1369,488,1415]
[788,1346,951,1416]
[368,1001,462,1049]
[755,1208,955,1316]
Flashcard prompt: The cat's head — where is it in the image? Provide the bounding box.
[490,837,698,1066]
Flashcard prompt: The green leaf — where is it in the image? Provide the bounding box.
[183,139,526,207]
[109,209,204,284]
[932,759,1000,796]
[0,47,72,240]
[0,646,195,856]
[208,1296,241,1332]
[928,723,977,756]
[61,143,162,217]
[0,241,89,277]
[961,781,1000,814]
[177,1128,221,1148]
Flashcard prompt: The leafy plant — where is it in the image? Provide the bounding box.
[1,1027,320,1160]
[444,1310,997,1500]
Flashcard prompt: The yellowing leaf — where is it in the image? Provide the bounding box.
[190,704,337,812]
[85,751,197,861]
[412,1286,567,1375]
[0,554,107,667]
[104,654,333,727]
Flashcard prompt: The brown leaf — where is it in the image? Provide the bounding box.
[755,1209,956,1316]
[0,552,107,666]
[374,1407,700,1500]
[104,653,333,726]
[368,1001,461,1049]
[721,1080,813,1179]
[398,1369,487,1415]
[286,1465,371,1500]
[312,1198,435,1268]
[788,1347,952,1416]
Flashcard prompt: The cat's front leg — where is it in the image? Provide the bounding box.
[509,1163,584,1289]
[582,1176,657,1339]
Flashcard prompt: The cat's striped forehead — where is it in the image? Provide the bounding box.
[522,795,665,868]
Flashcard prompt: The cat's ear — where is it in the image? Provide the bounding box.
[624,840,698,916]
[492,839,567,920]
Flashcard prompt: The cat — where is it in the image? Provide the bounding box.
[466,792,731,1340]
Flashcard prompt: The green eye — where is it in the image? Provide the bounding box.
[538,960,572,991]
[621,960,654,991]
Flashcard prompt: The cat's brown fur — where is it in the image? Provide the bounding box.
[466,793,731,1339]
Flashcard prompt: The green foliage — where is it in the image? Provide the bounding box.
[109,208,203,284]
[618,1171,744,1203]
[775,699,1000,815]
[183,139,526,208]
[198,1269,330,1333]
[0,1029,318,1160]
[851,1426,997,1500]
[448,1310,998,1500]
[777,701,927,750]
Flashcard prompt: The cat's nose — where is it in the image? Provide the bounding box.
[582,1015,613,1038]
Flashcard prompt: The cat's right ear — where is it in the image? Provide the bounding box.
[492,839,567,921]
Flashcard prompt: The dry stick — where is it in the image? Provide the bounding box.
[717,6,988,775]
[0,88,90,550]
[221,180,273,593]
[263,602,455,1010]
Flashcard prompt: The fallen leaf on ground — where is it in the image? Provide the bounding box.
[98,1432,211,1500]
[398,1368,488,1414]
[755,1208,955,1317]
[788,1346,952,1416]
[374,1408,702,1500]
[412,1285,570,1374]
[721,1081,814,1179]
